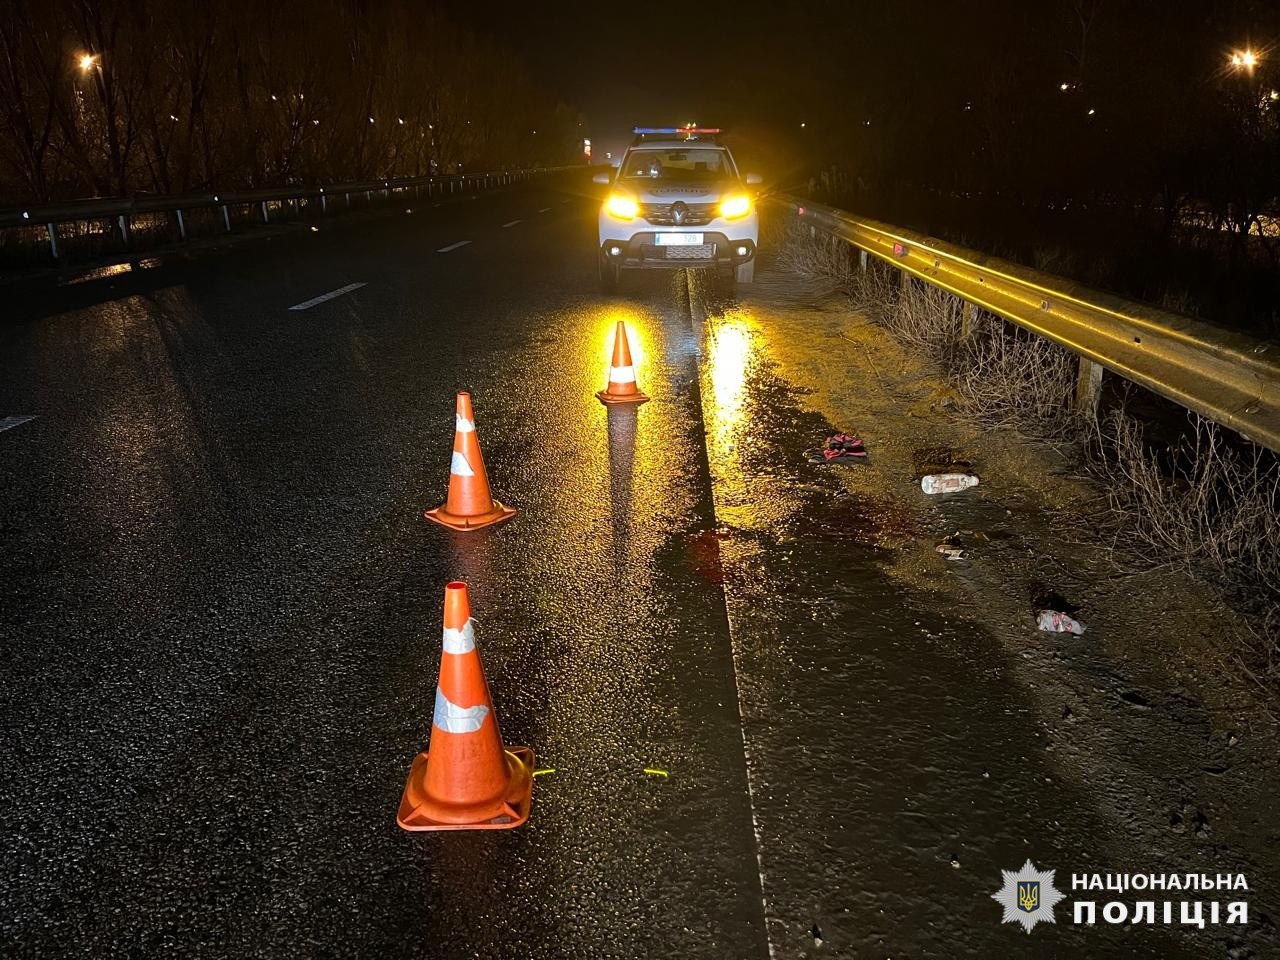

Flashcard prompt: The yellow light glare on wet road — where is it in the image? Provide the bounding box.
[709,320,751,427]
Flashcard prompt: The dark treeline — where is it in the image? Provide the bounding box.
[767,1,1280,331]
[0,0,583,205]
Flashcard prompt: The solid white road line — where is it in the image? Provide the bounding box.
[501,219,522,228]
[288,282,367,311]
[0,415,37,434]
[437,240,471,253]
[538,207,551,213]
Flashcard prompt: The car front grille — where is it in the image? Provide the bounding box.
[639,243,716,261]
[640,202,717,226]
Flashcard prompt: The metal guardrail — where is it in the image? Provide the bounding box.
[0,167,572,259]
[779,194,1280,454]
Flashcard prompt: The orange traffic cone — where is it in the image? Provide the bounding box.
[424,392,517,531]
[597,321,649,405]
[398,581,534,831]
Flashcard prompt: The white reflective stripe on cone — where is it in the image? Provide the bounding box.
[455,414,476,433]
[609,365,636,384]
[442,618,476,654]
[450,450,475,476]
[433,688,489,734]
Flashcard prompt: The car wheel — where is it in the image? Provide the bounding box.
[735,260,755,284]
[599,255,620,292]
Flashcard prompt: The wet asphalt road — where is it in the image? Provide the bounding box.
[2,175,1277,959]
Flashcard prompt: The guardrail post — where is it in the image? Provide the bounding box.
[899,268,910,294]
[858,249,868,273]
[175,209,187,240]
[45,223,60,259]
[221,205,231,232]
[960,301,974,338]
[1075,357,1104,418]
[117,214,131,248]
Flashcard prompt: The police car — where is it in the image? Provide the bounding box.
[594,127,761,288]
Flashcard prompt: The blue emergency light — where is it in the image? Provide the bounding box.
[633,127,722,135]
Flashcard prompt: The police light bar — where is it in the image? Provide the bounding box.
[633,127,722,135]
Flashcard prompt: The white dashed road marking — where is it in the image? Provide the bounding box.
[538,207,551,213]
[288,282,367,311]
[438,240,471,253]
[501,219,522,228]
[0,415,37,434]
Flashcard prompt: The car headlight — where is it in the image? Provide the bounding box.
[605,193,639,220]
[719,194,752,219]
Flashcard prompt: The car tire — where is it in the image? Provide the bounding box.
[599,256,620,292]
[735,260,756,284]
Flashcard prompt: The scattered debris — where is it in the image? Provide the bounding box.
[806,433,868,464]
[810,923,824,947]
[950,857,961,869]
[643,768,669,778]
[532,768,556,777]
[921,473,979,494]
[1036,609,1087,634]
[935,542,967,560]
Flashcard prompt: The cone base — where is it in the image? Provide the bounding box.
[596,388,649,406]
[397,746,534,831]
[424,501,517,531]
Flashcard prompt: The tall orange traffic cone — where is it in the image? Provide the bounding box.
[597,321,649,405]
[398,581,534,831]
[424,392,517,531]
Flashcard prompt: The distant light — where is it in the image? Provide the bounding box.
[1230,49,1259,72]
[736,245,749,256]
[312,119,320,125]
[800,121,806,128]
[398,117,404,124]
[309,226,319,233]
[271,94,278,101]
[169,114,178,121]
[369,117,375,123]
[1271,90,1279,101]
[1087,108,1096,116]
[864,119,871,126]
[78,53,97,71]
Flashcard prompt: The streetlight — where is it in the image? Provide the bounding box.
[78,53,97,72]
[1229,49,1259,73]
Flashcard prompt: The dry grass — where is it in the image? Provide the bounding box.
[777,217,1280,683]
[1089,409,1280,674]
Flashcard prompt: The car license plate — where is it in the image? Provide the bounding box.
[655,233,704,246]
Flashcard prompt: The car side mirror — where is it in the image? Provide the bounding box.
[592,171,612,185]
[745,173,763,185]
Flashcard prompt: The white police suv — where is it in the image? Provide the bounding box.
[595,128,761,288]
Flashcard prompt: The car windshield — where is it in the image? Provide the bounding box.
[620,148,734,182]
